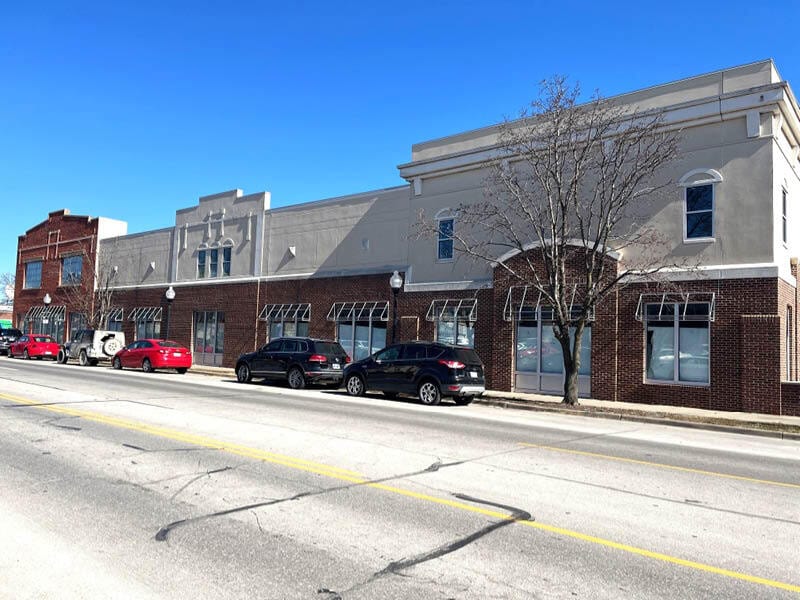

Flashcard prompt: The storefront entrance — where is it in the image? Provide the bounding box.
[513,308,591,396]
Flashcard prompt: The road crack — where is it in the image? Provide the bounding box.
[155,458,464,542]
[320,494,532,598]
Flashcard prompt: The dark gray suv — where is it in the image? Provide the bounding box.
[235,337,350,389]
[343,341,485,405]
[0,327,23,356]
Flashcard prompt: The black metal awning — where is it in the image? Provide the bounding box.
[326,301,389,322]
[258,303,311,322]
[425,298,477,322]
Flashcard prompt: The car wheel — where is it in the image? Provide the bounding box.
[287,367,306,390]
[454,395,474,406]
[57,349,67,364]
[418,380,441,406]
[345,374,365,397]
[79,350,90,366]
[112,357,122,370]
[23,349,30,360]
[236,363,252,383]
[142,358,154,373]
[7,349,13,359]
[176,367,188,374]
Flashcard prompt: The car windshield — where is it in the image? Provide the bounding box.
[33,336,52,342]
[314,342,346,356]
[3,329,22,337]
[158,340,183,348]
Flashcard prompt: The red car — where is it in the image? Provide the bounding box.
[112,339,192,373]
[9,334,60,360]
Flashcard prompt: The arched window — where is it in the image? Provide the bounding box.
[197,240,234,278]
[197,243,209,278]
[222,239,234,277]
[434,208,455,261]
[678,169,723,242]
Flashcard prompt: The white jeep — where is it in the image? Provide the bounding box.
[58,329,126,366]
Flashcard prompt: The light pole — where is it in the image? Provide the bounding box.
[42,293,52,334]
[164,286,176,340]
[389,270,403,344]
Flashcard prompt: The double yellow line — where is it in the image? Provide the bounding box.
[2,391,799,594]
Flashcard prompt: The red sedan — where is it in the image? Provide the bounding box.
[112,339,192,373]
[9,334,60,360]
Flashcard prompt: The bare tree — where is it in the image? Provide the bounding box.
[59,242,119,329]
[417,77,684,405]
[0,273,14,303]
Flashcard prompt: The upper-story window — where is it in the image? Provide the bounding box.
[61,255,82,285]
[685,185,713,239]
[198,247,207,278]
[24,260,42,289]
[679,169,722,243]
[209,248,219,277]
[223,246,231,276]
[782,188,788,245]
[197,240,233,279]
[437,217,454,261]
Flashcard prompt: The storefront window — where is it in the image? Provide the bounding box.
[329,302,388,361]
[645,303,709,384]
[514,307,591,378]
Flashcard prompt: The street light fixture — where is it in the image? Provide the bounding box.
[389,270,403,344]
[165,286,176,340]
[42,293,52,331]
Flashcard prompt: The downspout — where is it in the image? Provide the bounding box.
[614,285,619,403]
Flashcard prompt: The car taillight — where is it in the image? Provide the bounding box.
[158,349,167,354]
[438,359,465,369]
[345,355,351,363]
[309,354,327,363]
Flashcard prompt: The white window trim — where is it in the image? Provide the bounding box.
[679,169,722,244]
[23,259,43,289]
[436,215,455,263]
[643,302,711,387]
[781,187,788,247]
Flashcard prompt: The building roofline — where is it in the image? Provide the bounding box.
[268,184,408,214]
[407,59,777,155]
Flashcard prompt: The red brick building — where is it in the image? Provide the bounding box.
[13,61,800,416]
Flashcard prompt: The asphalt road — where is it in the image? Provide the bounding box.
[1,358,799,599]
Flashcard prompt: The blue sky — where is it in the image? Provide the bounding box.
[2,0,799,279]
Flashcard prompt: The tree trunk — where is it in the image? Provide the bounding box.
[563,364,580,405]
[560,321,585,406]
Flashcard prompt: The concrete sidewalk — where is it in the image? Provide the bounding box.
[187,365,800,440]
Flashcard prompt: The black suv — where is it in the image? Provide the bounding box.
[0,327,23,356]
[343,341,485,406]
[235,337,350,389]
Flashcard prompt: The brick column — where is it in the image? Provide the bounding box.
[740,314,782,414]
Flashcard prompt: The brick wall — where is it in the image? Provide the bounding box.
[15,210,99,336]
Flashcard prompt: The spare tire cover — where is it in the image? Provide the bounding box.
[103,338,122,356]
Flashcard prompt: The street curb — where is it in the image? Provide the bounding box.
[475,398,800,440]
[187,368,800,441]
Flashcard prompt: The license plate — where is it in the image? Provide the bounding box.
[173,352,182,357]
[470,371,478,378]
[332,363,341,370]
[45,351,52,355]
